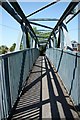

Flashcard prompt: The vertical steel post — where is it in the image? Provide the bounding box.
[49,39,52,48]
[78,7,80,51]
[21,24,27,49]
[26,32,30,48]
[60,27,64,49]
[4,58,12,114]
[51,39,54,47]
[35,40,37,48]
[30,37,33,48]
[22,32,26,49]
[58,26,64,49]
[53,32,57,48]
[33,40,35,48]
[57,28,60,48]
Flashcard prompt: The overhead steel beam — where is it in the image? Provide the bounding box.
[37,36,49,38]
[1,0,37,41]
[8,0,27,23]
[39,41,47,44]
[26,0,60,18]
[37,29,51,32]
[0,1,22,24]
[8,0,38,42]
[66,9,80,24]
[48,1,80,43]
[30,21,53,30]
[54,1,79,31]
[28,18,58,21]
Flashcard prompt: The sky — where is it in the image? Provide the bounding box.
[0,1,79,48]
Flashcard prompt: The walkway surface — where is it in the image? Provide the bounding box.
[11,56,79,120]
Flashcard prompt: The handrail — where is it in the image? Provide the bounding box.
[0,48,39,119]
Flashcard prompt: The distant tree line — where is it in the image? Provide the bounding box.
[0,27,58,55]
[0,43,16,54]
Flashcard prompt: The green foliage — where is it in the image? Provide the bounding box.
[33,27,50,41]
[39,45,46,55]
[9,43,16,52]
[20,43,23,50]
[0,45,9,54]
[33,27,39,34]
[0,43,16,55]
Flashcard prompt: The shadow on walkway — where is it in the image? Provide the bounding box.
[11,56,79,120]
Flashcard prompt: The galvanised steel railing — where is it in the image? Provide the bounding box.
[0,48,39,119]
[46,48,80,106]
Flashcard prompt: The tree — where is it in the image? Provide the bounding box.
[33,27,50,42]
[9,43,16,52]
[0,45,9,54]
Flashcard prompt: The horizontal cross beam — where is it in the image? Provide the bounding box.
[48,0,79,42]
[28,18,58,21]
[30,22,53,30]
[54,1,79,31]
[26,0,60,18]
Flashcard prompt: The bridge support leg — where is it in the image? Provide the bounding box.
[35,41,37,48]
[60,27,64,49]
[22,32,27,49]
[58,27,64,49]
[26,32,30,48]
[21,24,30,49]
[21,24,27,49]
[78,13,80,51]
[53,32,57,48]
[49,39,52,48]
[30,37,33,48]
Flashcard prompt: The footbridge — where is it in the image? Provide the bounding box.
[0,0,80,119]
